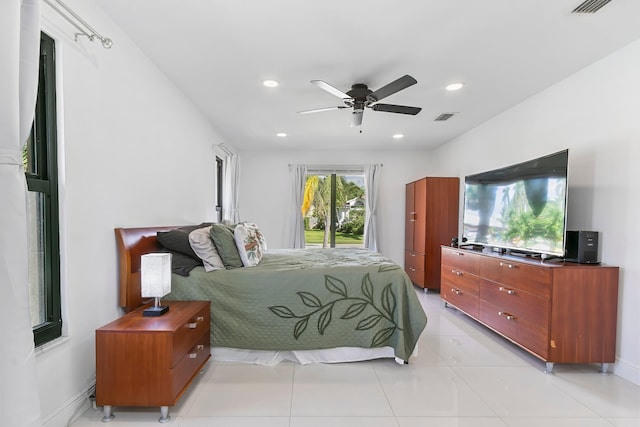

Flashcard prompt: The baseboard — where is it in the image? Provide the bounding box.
[43,381,95,427]
[612,358,640,386]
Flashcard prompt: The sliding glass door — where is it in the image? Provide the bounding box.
[303,172,365,248]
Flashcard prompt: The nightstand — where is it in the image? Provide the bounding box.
[96,300,211,423]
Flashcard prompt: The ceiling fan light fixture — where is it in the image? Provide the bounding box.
[446,82,465,91]
[263,80,279,88]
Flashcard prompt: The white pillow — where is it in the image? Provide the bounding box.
[234,223,265,267]
[188,226,225,272]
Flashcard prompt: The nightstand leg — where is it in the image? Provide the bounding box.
[545,362,554,374]
[101,405,114,422]
[159,406,170,423]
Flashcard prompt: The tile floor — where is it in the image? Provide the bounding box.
[71,290,640,426]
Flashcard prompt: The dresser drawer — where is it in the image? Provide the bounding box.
[479,300,548,357]
[441,278,479,317]
[479,279,550,325]
[479,257,552,298]
[441,248,480,275]
[172,305,210,367]
[441,266,480,296]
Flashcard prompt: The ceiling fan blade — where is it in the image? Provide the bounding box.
[298,106,348,115]
[371,103,422,115]
[350,110,364,127]
[311,80,352,100]
[367,75,418,103]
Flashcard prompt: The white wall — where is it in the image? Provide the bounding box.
[37,2,226,425]
[237,149,433,265]
[430,38,640,385]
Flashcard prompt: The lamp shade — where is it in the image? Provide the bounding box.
[141,253,172,298]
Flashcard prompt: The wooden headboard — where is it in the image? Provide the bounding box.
[115,226,180,312]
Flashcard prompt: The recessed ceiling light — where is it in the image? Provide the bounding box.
[276,132,287,137]
[446,82,465,91]
[263,80,279,88]
[392,134,404,140]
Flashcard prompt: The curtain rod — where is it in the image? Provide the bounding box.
[43,0,113,49]
[289,163,382,171]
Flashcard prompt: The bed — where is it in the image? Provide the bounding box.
[115,225,427,364]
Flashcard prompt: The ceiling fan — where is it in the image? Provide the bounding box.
[298,74,422,127]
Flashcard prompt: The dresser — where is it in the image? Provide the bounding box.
[96,300,211,422]
[405,177,459,290]
[441,246,618,373]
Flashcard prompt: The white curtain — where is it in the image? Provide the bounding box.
[0,0,43,426]
[287,164,306,248]
[222,153,240,223]
[364,164,382,252]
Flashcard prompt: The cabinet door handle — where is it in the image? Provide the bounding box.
[451,288,462,295]
[189,344,205,359]
[451,269,462,276]
[498,311,515,320]
[499,286,516,295]
[187,316,205,329]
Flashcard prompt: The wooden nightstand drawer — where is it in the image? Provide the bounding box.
[172,330,210,399]
[172,304,210,366]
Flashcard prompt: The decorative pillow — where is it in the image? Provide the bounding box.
[239,222,267,251]
[234,223,265,267]
[210,223,244,269]
[188,226,225,272]
[156,223,211,260]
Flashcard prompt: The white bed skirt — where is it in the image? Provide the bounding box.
[211,346,405,365]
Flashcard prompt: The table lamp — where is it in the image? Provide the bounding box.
[141,253,172,316]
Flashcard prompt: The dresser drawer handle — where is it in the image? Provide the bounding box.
[409,267,416,272]
[499,286,516,295]
[187,316,205,329]
[453,251,464,256]
[189,344,205,359]
[499,262,517,269]
[451,269,462,276]
[498,311,515,320]
[451,288,462,296]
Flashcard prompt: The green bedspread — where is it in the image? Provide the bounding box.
[167,248,427,361]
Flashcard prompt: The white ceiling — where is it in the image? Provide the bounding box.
[97,0,640,151]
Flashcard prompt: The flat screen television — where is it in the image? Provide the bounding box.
[462,149,568,257]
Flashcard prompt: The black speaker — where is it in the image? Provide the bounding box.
[565,230,599,264]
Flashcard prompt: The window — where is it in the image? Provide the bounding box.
[24,32,61,346]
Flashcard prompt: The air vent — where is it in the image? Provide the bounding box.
[572,0,612,13]
[434,113,456,121]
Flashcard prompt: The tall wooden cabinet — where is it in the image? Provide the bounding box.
[405,177,459,290]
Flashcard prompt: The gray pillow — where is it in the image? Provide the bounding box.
[210,223,244,269]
